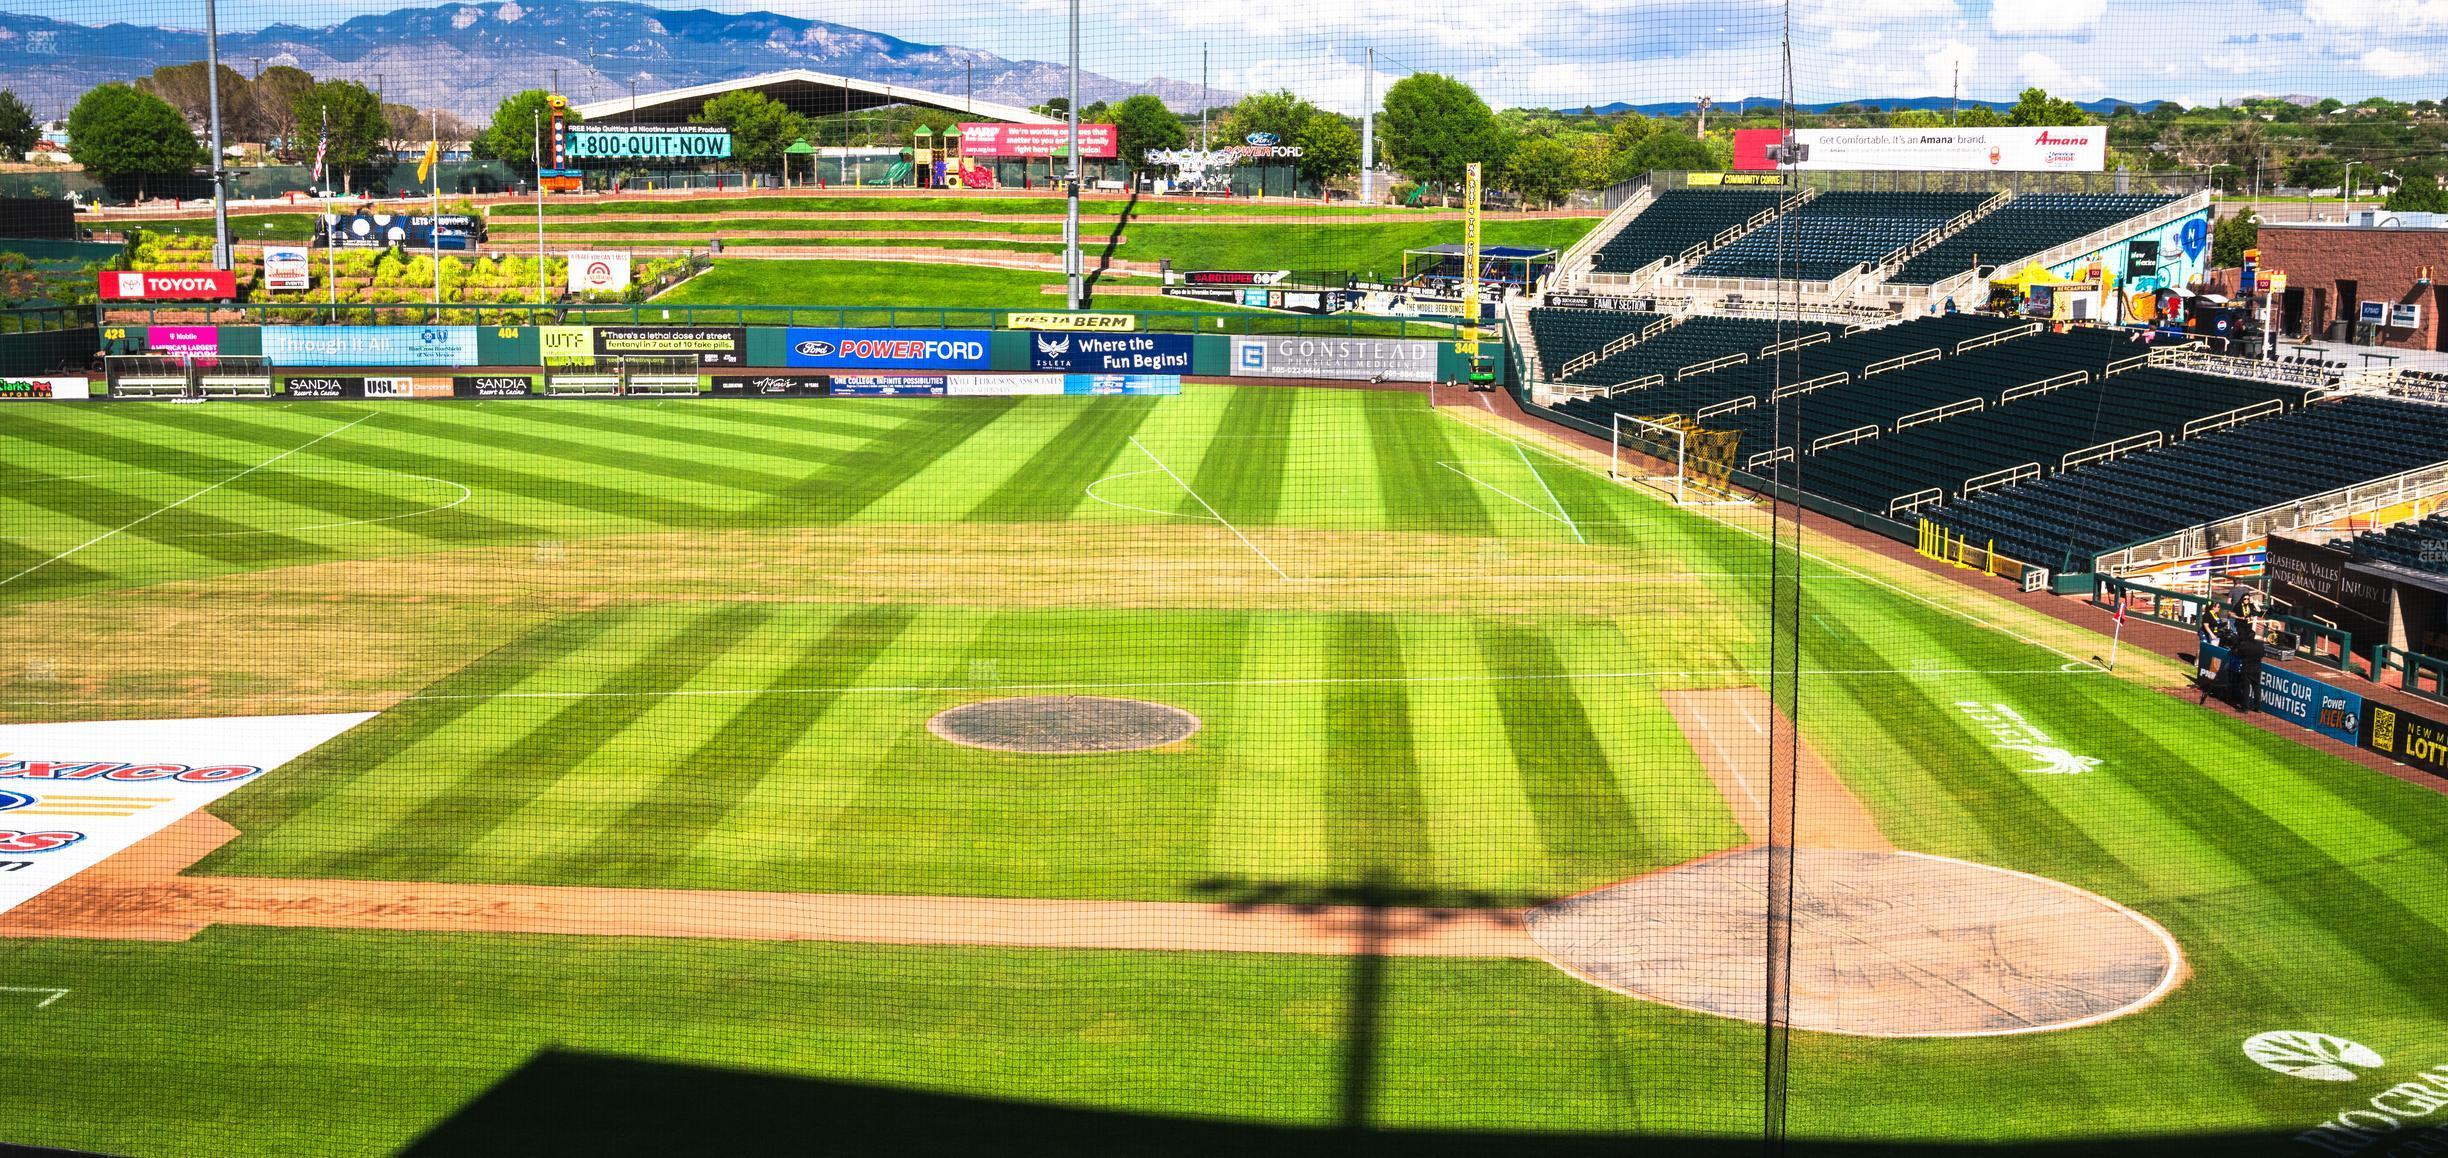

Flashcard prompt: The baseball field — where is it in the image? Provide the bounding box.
[2,384,2445,1155]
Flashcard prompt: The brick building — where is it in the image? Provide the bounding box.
[2257,215,2448,351]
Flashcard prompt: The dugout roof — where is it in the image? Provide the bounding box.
[572,70,1058,128]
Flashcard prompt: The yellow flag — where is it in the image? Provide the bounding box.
[416,139,438,184]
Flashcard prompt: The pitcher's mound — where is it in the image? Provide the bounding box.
[929,696,1201,754]
[1525,848,2182,1037]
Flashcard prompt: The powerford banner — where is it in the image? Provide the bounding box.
[0,377,89,400]
[1231,336,1439,382]
[957,123,1117,158]
[263,326,479,368]
[1028,332,1191,373]
[98,270,237,301]
[563,126,733,161]
[0,712,373,915]
[144,326,218,357]
[784,329,991,370]
[1733,127,2105,172]
[2198,642,2366,747]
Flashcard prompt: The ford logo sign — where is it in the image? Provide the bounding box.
[793,340,836,357]
[1245,132,1278,146]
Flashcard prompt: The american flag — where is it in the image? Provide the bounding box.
[311,111,328,186]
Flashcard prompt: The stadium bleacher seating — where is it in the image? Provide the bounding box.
[1888,193,2180,285]
[1549,315,1844,387]
[1928,396,2448,571]
[1689,191,1992,282]
[1549,313,2023,427]
[1530,308,1669,377]
[1589,188,1792,275]
[2357,511,2448,576]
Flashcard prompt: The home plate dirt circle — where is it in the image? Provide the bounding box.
[1525,848,2184,1037]
[928,696,1201,754]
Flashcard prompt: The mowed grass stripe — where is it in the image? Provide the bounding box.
[1398,618,1550,893]
[1187,387,1297,524]
[473,401,876,469]
[1324,613,1434,884]
[963,397,1161,522]
[678,399,910,443]
[1208,616,1336,884]
[1473,621,1648,871]
[338,604,776,881]
[759,398,1020,522]
[1360,392,1494,537]
[198,610,625,871]
[18,406,498,545]
[159,404,728,528]
[359,407,801,501]
[0,530,110,592]
[552,606,919,885]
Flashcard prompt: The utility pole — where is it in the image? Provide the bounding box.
[966,60,973,114]
[534,108,546,302]
[203,0,231,271]
[1950,64,1959,125]
[430,107,442,305]
[1200,45,1210,150]
[1065,0,1081,310]
[1360,47,1375,204]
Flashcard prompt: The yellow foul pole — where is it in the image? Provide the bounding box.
[1460,161,1483,358]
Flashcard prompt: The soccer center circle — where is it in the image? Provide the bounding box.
[929,696,1202,754]
[1525,847,2185,1037]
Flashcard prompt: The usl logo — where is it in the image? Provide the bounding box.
[2245,1031,2385,1082]
[0,830,84,854]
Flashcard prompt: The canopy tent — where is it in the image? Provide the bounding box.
[1401,243,1559,293]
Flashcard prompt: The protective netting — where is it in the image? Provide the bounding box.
[5,0,2448,1155]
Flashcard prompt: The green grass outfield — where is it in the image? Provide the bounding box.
[1,388,2445,1155]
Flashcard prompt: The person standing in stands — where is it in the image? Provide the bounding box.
[2231,617,2268,714]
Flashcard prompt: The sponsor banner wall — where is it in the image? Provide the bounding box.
[1733,126,2105,172]
[2198,642,2366,747]
[360,376,452,399]
[1065,374,1180,396]
[1545,292,1659,312]
[262,325,478,368]
[2365,702,2448,781]
[590,326,746,366]
[0,713,374,915]
[957,123,1118,158]
[145,325,219,357]
[830,374,949,396]
[710,374,830,397]
[0,376,90,400]
[283,375,365,398]
[563,126,733,161]
[565,251,631,295]
[1230,336,1439,382]
[784,328,991,370]
[2267,535,2392,646]
[1028,332,1192,373]
[453,375,534,398]
[539,325,594,365]
[98,270,237,301]
[948,374,1066,396]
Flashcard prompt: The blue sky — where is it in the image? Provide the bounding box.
[5,0,2442,111]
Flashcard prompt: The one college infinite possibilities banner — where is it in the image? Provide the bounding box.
[1230,336,1439,382]
[263,326,479,368]
[0,713,373,915]
[1733,127,2105,172]
[1027,332,1192,373]
[784,329,991,370]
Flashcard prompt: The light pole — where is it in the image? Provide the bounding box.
[1064,0,1081,310]
[203,0,232,271]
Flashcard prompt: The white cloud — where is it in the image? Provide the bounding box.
[1990,0,2109,34]
[2362,47,2437,77]
[2017,50,2103,96]
[2303,0,2448,31]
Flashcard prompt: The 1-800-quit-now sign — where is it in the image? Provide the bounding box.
[562,127,733,161]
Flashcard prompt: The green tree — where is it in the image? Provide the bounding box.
[2288,155,2343,191]
[2008,87,2091,126]
[290,79,385,186]
[2385,180,2448,213]
[1379,72,1507,190]
[1032,97,1071,120]
[1294,114,1361,190]
[66,83,205,198]
[134,61,261,137]
[1223,89,1319,145]
[1570,132,1624,190]
[1503,134,1577,207]
[1626,129,1716,172]
[1890,108,1946,128]
[474,89,580,166]
[2212,207,2258,269]
[1956,105,2008,127]
[693,89,807,175]
[251,65,316,151]
[0,91,38,159]
[1108,94,1185,170]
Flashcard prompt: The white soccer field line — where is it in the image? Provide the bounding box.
[0,413,376,591]
[0,987,68,1009]
[1127,435,1292,581]
[1517,442,1587,544]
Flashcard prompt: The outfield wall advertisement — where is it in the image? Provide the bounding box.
[537,326,746,367]
[263,326,479,368]
[2198,642,2366,747]
[0,713,373,915]
[0,377,90,400]
[1230,336,1439,382]
[784,329,992,370]
[1733,127,2105,172]
[1028,332,1192,373]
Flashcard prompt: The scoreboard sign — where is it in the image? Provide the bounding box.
[563,126,733,161]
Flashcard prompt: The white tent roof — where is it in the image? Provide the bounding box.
[573,70,1057,128]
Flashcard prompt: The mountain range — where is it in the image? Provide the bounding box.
[0,0,1223,122]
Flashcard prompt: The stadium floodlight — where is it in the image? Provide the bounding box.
[202,0,231,271]
[1065,0,1082,311]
